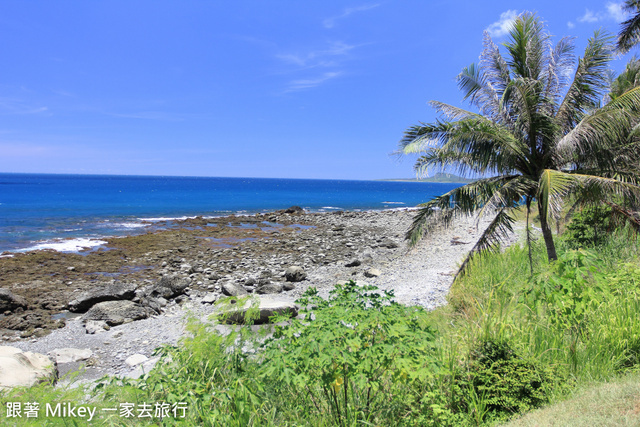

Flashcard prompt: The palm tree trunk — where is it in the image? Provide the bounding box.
[538,203,558,261]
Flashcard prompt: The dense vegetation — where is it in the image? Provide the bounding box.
[4,209,640,426]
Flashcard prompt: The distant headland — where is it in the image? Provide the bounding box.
[379,173,476,184]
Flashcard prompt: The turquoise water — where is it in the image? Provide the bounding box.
[0,173,461,253]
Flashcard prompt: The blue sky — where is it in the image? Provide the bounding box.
[0,1,636,180]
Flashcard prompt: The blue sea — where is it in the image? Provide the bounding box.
[0,173,461,253]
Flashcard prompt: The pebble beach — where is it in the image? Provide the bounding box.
[1,208,519,383]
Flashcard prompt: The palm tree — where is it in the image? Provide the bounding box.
[617,0,640,53]
[608,56,640,101]
[400,13,640,268]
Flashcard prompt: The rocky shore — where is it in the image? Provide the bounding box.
[0,208,518,383]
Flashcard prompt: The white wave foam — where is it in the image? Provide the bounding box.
[114,222,147,229]
[382,201,406,205]
[321,206,342,210]
[138,216,196,222]
[20,238,108,253]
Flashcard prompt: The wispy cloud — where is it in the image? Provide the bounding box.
[607,2,627,22]
[578,9,600,23]
[108,111,184,121]
[575,2,628,25]
[284,72,342,92]
[276,41,355,69]
[486,10,518,38]
[277,40,358,92]
[323,4,379,29]
[0,97,49,115]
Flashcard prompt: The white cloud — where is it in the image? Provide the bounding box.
[607,2,627,22]
[575,3,628,25]
[486,10,518,38]
[578,9,600,23]
[323,4,379,29]
[567,21,575,29]
[285,72,342,92]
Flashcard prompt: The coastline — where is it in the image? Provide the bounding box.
[3,208,518,382]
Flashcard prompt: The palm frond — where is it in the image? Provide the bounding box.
[618,1,640,53]
[406,176,522,246]
[555,85,640,167]
[454,208,516,280]
[556,30,614,132]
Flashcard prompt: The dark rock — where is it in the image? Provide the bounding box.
[145,275,189,299]
[283,282,296,291]
[222,282,248,297]
[256,283,283,294]
[218,297,298,324]
[0,309,60,332]
[364,268,382,278]
[284,266,307,282]
[81,301,148,326]
[284,206,305,214]
[68,281,136,313]
[345,259,362,267]
[378,238,399,249]
[0,289,28,313]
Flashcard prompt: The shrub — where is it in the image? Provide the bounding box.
[565,206,612,248]
[260,281,440,426]
[464,339,559,419]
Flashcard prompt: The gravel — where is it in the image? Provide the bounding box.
[10,208,520,384]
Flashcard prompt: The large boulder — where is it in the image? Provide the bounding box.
[222,282,248,297]
[0,289,28,313]
[256,283,283,295]
[48,348,93,364]
[284,206,305,214]
[144,275,189,299]
[68,281,136,313]
[0,346,57,389]
[284,266,307,282]
[81,301,148,326]
[217,296,298,325]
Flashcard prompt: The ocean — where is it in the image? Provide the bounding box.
[0,173,462,253]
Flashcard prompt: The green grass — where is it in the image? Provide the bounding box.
[502,372,640,427]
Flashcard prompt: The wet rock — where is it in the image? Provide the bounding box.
[81,301,148,326]
[0,309,62,333]
[284,206,305,214]
[222,282,248,297]
[0,289,28,313]
[256,283,283,294]
[68,281,137,313]
[0,346,57,389]
[217,296,298,324]
[284,266,307,282]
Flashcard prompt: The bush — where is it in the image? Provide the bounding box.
[565,206,612,248]
[465,340,559,419]
[260,281,440,426]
